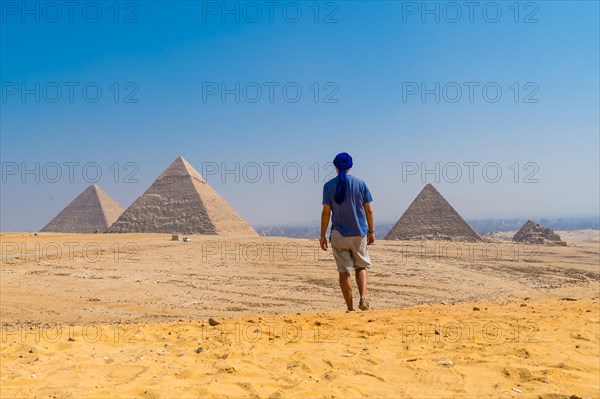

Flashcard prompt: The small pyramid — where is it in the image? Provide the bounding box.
[108,156,257,236]
[385,184,481,242]
[41,185,124,233]
[513,220,566,246]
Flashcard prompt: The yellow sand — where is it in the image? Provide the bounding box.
[1,232,599,397]
[2,299,598,398]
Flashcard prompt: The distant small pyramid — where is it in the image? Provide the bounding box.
[513,220,566,246]
[41,185,124,233]
[385,184,481,242]
[108,156,257,236]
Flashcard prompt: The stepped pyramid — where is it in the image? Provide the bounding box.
[108,156,257,236]
[385,184,481,242]
[513,220,566,246]
[41,184,124,233]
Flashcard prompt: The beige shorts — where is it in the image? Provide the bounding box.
[330,229,372,274]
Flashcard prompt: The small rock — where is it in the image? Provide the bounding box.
[558,362,565,368]
[520,303,527,307]
[560,297,578,301]
[67,337,75,342]
[178,353,185,357]
[434,330,440,335]
[436,360,453,366]
[208,318,220,326]
[367,319,374,323]
[314,321,322,326]
[472,307,480,311]
[195,347,203,354]
[28,348,35,354]
[511,387,522,393]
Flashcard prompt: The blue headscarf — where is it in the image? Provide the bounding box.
[333,152,353,205]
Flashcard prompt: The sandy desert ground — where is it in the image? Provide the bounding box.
[1,232,599,398]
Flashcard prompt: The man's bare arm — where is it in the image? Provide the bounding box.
[364,202,375,244]
[320,204,331,250]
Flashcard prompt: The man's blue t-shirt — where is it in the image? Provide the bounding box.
[322,174,373,237]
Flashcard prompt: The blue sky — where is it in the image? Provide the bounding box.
[1,1,599,231]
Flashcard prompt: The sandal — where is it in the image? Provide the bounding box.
[359,299,371,311]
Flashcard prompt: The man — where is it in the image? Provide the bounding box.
[320,152,374,311]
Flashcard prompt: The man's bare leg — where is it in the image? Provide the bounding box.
[339,272,354,311]
[355,268,370,310]
[355,268,367,301]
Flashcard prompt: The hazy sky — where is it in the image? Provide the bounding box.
[1,1,599,231]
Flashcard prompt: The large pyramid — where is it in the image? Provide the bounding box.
[108,156,257,236]
[41,184,124,233]
[513,220,567,246]
[385,184,481,242]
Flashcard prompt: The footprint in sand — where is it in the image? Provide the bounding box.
[236,381,260,397]
[323,370,338,381]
